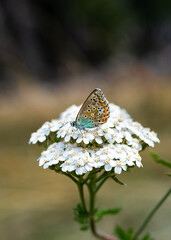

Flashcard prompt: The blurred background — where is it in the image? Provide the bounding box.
[0,0,170,239]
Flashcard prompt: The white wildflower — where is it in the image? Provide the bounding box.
[76,131,94,144]
[29,129,46,144]
[91,153,104,168]
[30,102,159,175]
[92,130,103,144]
[61,159,75,172]
[112,160,127,174]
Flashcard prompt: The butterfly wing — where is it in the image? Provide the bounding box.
[76,88,110,128]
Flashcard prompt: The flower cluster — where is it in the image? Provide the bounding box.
[29,103,160,175]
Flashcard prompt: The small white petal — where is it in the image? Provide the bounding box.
[95,137,102,144]
[65,135,70,142]
[83,138,89,144]
[105,164,112,171]
[76,137,82,143]
[114,166,122,174]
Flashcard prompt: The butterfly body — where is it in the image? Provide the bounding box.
[71,88,110,130]
[71,119,95,130]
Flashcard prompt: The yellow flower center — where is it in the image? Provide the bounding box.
[105,158,110,163]
[104,148,109,154]
[118,160,122,166]
[84,157,88,164]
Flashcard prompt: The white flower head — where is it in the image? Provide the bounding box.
[30,102,159,175]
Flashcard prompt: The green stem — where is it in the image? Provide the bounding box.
[62,172,78,184]
[95,176,109,192]
[78,180,88,213]
[50,166,78,184]
[83,168,102,184]
[94,171,108,183]
[89,175,96,215]
[88,175,118,240]
[134,187,171,239]
[90,217,118,240]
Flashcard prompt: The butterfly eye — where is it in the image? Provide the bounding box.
[97,107,100,110]
[87,105,90,108]
[92,107,96,110]
[87,109,91,112]
[98,120,101,123]
[89,117,92,120]
[98,113,101,115]
[84,115,87,118]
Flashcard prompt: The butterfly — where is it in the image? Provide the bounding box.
[71,88,110,130]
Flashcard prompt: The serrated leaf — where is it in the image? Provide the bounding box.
[80,225,89,231]
[73,203,89,230]
[95,207,122,222]
[127,228,134,237]
[141,233,154,240]
[111,176,125,185]
[150,152,171,169]
[115,226,154,240]
[115,226,132,240]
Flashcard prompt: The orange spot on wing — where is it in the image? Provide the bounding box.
[102,103,106,107]
[104,109,107,113]
[104,114,108,118]
[103,119,106,123]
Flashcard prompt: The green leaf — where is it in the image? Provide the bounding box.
[127,228,134,237]
[166,172,171,177]
[115,226,133,240]
[115,226,155,240]
[141,233,154,240]
[95,207,122,222]
[111,176,125,185]
[80,225,89,231]
[73,203,89,231]
[150,152,171,169]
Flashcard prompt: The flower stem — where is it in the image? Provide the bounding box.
[62,172,78,183]
[88,174,96,215]
[95,176,109,192]
[77,180,88,213]
[88,174,118,240]
[94,171,108,183]
[90,218,118,240]
[134,187,171,239]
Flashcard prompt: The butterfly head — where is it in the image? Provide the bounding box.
[70,121,77,127]
[70,120,87,130]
